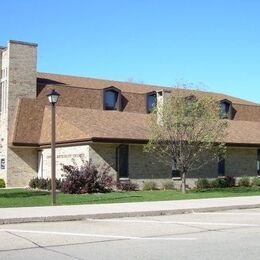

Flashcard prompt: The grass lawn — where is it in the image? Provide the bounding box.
[1,187,260,208]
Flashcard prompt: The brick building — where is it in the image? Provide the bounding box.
[1,40,260,187]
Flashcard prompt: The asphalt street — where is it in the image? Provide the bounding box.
[1,208,260,259]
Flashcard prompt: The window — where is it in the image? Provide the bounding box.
[185,95,197,103]
[147,92,157,113]
[1,80,7,113]
[116,145,129,179]
[0,82,2,112]
[184,95,199,117]
[0,68,7,79]
[105,90,118,110]
[257,149,260,176]
[171,158,181,179]
[218,158,225,176]
[220,100,232,119]
[104,88,121,110]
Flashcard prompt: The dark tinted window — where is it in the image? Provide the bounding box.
[105,90,118,110]
[220,102,230,119]
[218,158,225,176]
[117,145,129,178]
[257,149,260,175]
[147,94,157,113]
[171,158,181,178]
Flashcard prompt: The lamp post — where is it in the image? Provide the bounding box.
[47,89,60,206]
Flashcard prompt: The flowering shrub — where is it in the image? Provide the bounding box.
[61,160,114,194]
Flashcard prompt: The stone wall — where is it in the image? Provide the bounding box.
[5,141,260,187]
[7,148,38,187]
[0,49,2,111]
[8,41,37,127]
[226,148,257,177]
[131,178,199,190]
[39,145,89,179]
[88,144,259,189]
[189,158,218,178]
[0,41,38,186]
[89,144,117,179]
[128,144,171,179]
[89,143,172,181]
[0,48,9,183]
[0,48,2,71]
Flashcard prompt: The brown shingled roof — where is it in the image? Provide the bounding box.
[37,72,156,94]
[10,72,260,147]
[11,98,44,145]
[37,72,258,105]
[39,106,149,145]
[226,120,260,145]
[11,99,260,146]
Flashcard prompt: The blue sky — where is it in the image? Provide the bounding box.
[1,0,260,102]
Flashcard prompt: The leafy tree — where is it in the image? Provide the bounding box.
[145,88,227,193]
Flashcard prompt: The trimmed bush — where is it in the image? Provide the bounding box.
[116,181,139,191]
[196,178,210,189]
[29,177,62,190]
[238,176,251,187]
[224,176,236,187]
[0,178,5,188]
[143,181,158,191]
[29,177,47,189]
[251,177,260,187]
[61,160,114,194]
[46,178,63,191]
[161,180,175,190]
[210,178,228,188]
[197,177,235,190]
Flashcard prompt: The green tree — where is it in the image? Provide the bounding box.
[145,88,227,193]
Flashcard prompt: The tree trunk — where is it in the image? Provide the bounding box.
[181,171,186,194]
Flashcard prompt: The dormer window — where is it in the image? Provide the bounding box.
[147,92,157,113]
[185,95,197,103]
[220,99,232,119]
[103,87,121,111]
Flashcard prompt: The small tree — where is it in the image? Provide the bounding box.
[145,88,227,193]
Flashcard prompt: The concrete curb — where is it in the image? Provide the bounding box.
[1,203,260,225]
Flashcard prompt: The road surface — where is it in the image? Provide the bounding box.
[1,208,260,259]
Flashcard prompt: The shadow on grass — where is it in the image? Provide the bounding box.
[193,187,260,193]
[88,195,142,203]
[0,190,49,199]
[61,192,143,203]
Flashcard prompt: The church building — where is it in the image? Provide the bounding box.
[1,40,260,187]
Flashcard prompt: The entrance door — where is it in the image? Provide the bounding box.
[117,145,129,179]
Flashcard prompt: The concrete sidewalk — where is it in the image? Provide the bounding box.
[1,196,260,225]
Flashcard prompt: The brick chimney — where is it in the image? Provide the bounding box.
[0,40,38,186]
[156,89,171,125]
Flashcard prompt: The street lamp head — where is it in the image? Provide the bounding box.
[47,89,60,105]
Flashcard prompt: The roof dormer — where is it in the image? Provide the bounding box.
[146,91,157,113]
[220,99,232,119]
[103,86,121,111]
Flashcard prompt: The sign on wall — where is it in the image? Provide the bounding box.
[1,158,5,169]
